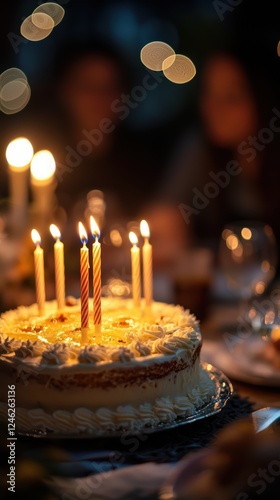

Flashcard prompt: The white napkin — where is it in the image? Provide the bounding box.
[50,462,173,500]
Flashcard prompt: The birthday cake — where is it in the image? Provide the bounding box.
[0,298,216,435]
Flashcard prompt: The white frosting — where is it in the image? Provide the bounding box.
[0,336,22,354]
[0,298,212,435]
[78,346,107,364]
[128,341,151,357]
[0,366,215,434]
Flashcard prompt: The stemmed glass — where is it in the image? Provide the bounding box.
[219,221,278,320]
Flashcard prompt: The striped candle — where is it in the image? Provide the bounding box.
[90,216,101,339]
[78,222,89,343]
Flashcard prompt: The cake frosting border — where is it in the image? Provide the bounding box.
[0,367,216,435]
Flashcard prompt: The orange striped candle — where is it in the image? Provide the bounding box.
[90,216,101,340]
[78,222,89,344]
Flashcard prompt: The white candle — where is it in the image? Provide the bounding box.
[129,231,141,308]
[6,137,33,234]
[30,150,56,217]
[50,224,65,311]
[31,229,45,315]
[78,222,89,344]
[90,216,102,339]
[140,220,153,307]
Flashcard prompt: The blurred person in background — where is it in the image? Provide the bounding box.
[44,40,150,224]
[148,50,280,258]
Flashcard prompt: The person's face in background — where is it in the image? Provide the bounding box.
[199,56,259,148]
[59,55,123,132]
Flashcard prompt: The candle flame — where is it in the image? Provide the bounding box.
[30,150,56,183]
[90,216,100,239]
[31,228,41,246]
[140,220,150,239]
[6,137,33,170]
[129,231,138,246]
[78,222,88,245]
[49,224,61,241]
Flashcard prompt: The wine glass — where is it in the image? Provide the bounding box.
[219,221,278,318]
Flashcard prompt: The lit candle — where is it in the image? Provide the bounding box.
[30,150,56,218]
[90,216,102,339]
[31,229,45,315]
[78,222,89,343]
[140,220,153,307]
[50,224,65,311]
[129,232,141,308]
[6,137,33,234]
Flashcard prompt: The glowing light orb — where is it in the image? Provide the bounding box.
[140,41,175,71]
[163,54,196,84]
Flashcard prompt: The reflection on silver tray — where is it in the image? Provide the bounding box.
[18,362,233,439]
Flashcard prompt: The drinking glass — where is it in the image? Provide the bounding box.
[219,221,278,316]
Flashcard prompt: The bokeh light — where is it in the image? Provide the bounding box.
[255,281,265,295]
[33,2,65,27]
[261,260,270,273]
[241,227,252,240]
[226,234,239,251]
[140,41,175,71]
[0,68,27,87]
[20,15,54,41]
[110,229,122,247]
[6,137,34,170]
[163,54,196,84]
[31,12,54,30]
[0,68,30,115]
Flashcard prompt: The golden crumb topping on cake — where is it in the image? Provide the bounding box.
[0,298,200,366]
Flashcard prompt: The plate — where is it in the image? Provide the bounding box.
[18,363,233,439]
[202,337,280,387]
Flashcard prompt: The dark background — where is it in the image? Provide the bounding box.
[1,0,280,195]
